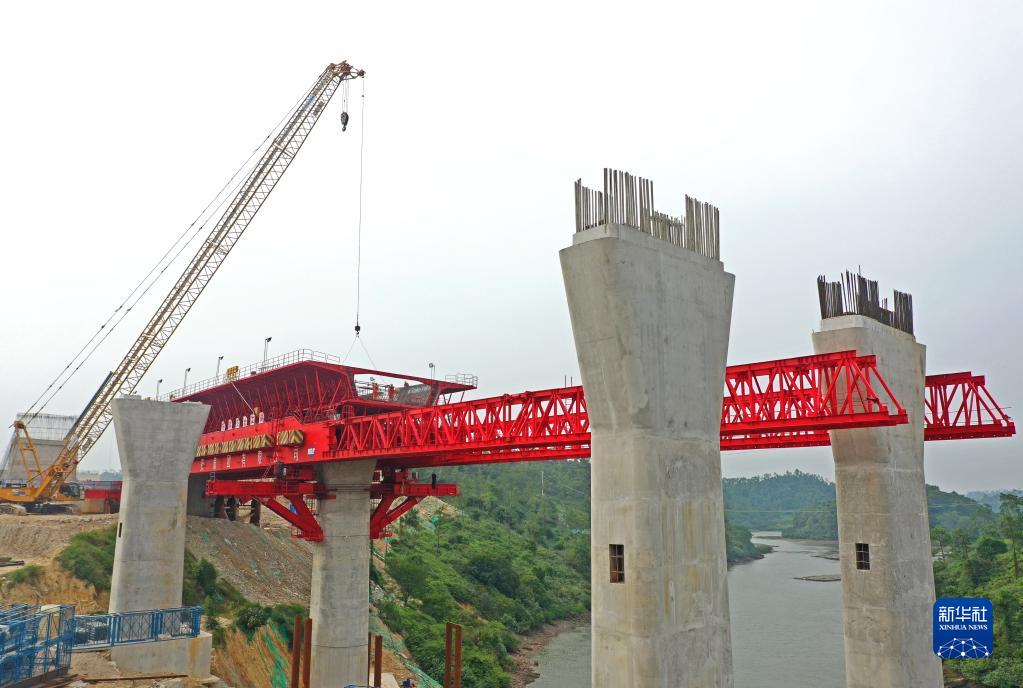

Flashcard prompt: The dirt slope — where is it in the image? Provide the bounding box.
[186,517,313,606]
[0,513,117,563]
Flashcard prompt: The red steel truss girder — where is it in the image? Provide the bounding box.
[721,371,1017,448]
[924,372,1016,441]
[721,351,907,435]
[187,358,1013,476]
[328,351,907,462]
[330,386,590,462]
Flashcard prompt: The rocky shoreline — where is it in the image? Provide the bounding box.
[509,613,590,688]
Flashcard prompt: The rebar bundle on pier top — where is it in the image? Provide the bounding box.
[573,168,721,260]
[817,270,914,335]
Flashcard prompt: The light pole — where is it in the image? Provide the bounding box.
[183,368,191,388]
[156,379,162,398]
[216,355,224,378]
[428,362,435,380]
[263,337,272,366]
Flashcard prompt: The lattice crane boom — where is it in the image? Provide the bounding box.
[8,60,364,505]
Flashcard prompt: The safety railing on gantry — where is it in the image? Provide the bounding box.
[0,604,74,688]
[71,606,201,651]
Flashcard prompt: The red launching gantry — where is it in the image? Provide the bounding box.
[173,349,1014,541]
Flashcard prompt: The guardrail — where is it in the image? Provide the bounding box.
[0,604,74,688]
[71,607,201,651]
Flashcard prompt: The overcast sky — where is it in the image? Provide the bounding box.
[1,1,1018,492]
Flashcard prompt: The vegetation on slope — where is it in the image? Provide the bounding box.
[934,494,1023,687]
[56,526,118,591]
[724,471,835,532]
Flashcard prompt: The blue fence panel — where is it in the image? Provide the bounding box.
[70,607,201,651]
[0,604,74,688]
[70,613,115,650]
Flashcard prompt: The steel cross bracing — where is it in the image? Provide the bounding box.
[27,62,364,503]
[924,372,1016,441]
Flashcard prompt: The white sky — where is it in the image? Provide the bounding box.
[1,1,1019,492]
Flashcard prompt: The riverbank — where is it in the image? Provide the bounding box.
[510,613,590,688]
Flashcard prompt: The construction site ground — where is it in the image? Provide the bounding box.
[0,506,439,687]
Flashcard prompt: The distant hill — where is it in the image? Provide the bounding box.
[720,470,998,539]
[966,489,1023,513]
[722,471,998,540]
[723,471,835,531]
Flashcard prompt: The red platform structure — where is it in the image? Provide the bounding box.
[169,349,1014,541]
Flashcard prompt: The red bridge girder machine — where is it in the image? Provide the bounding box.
[170,349,1014,541]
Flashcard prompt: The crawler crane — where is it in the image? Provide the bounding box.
[1,60,365,513]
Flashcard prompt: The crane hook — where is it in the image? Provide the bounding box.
[340,111,350,132]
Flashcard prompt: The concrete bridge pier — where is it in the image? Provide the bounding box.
[813,314,942,688]
[309,459,377,688]
[108,396,213,678]
[561,172,735,688]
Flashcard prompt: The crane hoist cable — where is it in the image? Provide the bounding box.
[21,86,311,425]
[342,78,374,369]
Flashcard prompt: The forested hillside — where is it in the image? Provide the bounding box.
[721,471,996,540]
[934,494,1023,687]
[723,471,834,531]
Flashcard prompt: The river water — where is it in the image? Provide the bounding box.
[527,534,845,688]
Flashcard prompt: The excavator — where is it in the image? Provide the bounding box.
[0,59,365,514]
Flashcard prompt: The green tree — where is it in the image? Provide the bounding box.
[999,493,1023,578]
[951,528,972,561]
[388,554,430,605]
[932,527,951,559]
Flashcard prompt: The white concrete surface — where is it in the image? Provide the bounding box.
[109,397,210,613]
[561,223,736,688]
[111,632,213,679]
[309,459,376,688]
[813,315,942,688]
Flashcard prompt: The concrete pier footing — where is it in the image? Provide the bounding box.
[108,396,212,678]
[561,222,736,688]
[309,459,377,688]
[813,315,942,688]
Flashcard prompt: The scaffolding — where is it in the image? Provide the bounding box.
[0,413,76,484]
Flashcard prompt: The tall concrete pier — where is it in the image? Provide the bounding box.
[561,170,735,688]
[309,459,377,688]
[109,397,210,612]
[813,273,942,688]
[109,396,212,678]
